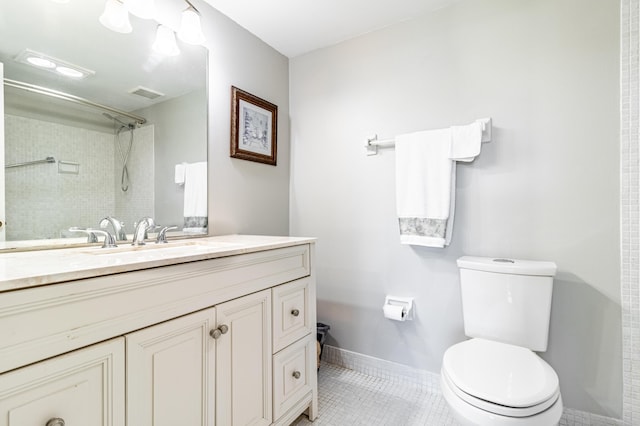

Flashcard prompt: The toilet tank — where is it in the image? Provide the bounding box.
[457,256,557,352]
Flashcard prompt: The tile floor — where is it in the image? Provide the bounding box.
[292,362,457,426]
[291,361,620,426]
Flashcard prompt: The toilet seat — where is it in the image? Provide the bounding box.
[442,338,560,417]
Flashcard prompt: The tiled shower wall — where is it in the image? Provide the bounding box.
[5,114,154,241]
[5,114,115,240]
[621,1,639,424]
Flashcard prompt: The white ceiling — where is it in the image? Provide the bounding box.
[202,0,458,58]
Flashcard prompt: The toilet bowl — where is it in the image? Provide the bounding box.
[440,338,562,426]
[442,257,563,426]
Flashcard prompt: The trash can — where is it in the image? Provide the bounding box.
[316,323,330,369]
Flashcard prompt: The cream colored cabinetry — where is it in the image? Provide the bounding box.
[0,338,125,426]
[272,277,317,425]
[216,290,273,426]
[126,308,217,426]
[0,242,317,426]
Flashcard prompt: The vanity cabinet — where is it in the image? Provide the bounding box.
[0,239,317,426]
[0,338,125,426]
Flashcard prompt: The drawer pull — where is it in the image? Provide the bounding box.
[209,324,229,339]
[46,419,65,426]
[291,309,300,317]
[292,370,301,379]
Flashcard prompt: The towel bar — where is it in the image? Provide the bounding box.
[365,117,492,156]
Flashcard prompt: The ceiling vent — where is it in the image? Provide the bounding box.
[129,86,165,100]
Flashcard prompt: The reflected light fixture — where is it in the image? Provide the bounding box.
[152,25,180,56]
[99,0,132,33]
[177,1,205,45]
[123,0,157,20]
[15,49,96,79]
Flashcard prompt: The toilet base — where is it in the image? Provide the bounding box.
[440,374,563,426]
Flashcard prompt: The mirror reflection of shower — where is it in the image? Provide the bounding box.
[103,113,138,192]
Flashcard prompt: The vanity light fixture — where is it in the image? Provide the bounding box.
[99,0,132,33]
[123,0,157,20]
[99,0,206,56]
[14,49,96,79]
[177,0,206,45]
[152,24,180,56]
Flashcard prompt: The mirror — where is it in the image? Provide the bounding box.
[0,0,208,250]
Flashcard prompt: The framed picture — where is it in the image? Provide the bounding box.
[230,86,278,166]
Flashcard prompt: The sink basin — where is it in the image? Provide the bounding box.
[82,240,237,257]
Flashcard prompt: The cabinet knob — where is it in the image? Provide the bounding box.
[209,324,229,339]
[291,309,300,317]
[46,419,65,426]
[292,370,301,379]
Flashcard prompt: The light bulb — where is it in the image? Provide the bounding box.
[99,0,132,33]
[177,7,205,45]
[152,25,180,56]
[26,57,56,68]
[56,66,84,78]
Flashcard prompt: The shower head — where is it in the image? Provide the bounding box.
[103,112,135,129]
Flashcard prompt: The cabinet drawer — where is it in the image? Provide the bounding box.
[0,338,125,426]
[0,244,310,374]
[272,337,314,420]
[272,278,312,353]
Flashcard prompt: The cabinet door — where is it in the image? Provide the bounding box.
[0,338,125,426]
[126,308,216,426]
[215,290,272,426]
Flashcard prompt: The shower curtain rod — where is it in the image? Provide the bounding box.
[3,78,147,125]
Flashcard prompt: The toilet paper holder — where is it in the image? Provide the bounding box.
[383,296,414,320]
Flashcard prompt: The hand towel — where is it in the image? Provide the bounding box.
[174,163,186,185]
[449,121,483,162]
[183,161,208,234]
[395,129,454,247]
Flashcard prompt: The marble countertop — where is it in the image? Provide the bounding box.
[0,235,315,293]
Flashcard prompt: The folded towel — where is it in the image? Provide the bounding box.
[396,129,454,247]
[449,121,483,162]
[174,163,186,185]
[183,161,208,234]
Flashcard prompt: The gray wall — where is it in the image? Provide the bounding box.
[199,4,291,237]
[289,0,621,418]
[137,90,208,228]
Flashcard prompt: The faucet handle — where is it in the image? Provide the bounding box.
[156,226,178,244]
[69,227,98,243]
[69,227,117,248]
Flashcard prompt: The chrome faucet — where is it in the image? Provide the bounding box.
[69,227,117,248]
[100,216,127,241]
[132,217,155,246]
[156,226,178,244]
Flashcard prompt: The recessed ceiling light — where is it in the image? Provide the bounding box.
[26,57,56,68]
[55,66,84,78]
[14,49,95,79]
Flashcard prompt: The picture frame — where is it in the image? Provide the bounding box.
[230,86,278,166]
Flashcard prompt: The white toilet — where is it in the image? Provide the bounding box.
[440,256,563,426]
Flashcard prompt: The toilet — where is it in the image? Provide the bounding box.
[440,256,563,426]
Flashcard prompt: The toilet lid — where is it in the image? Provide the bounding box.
[442,338,559,409]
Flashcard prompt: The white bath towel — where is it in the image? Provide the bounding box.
[395,129,454,247]
[183,161,208,234]
[449,121,483,161]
